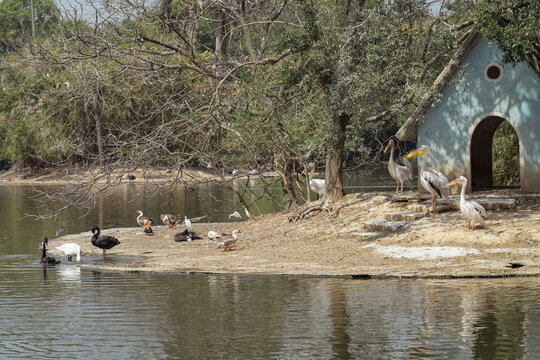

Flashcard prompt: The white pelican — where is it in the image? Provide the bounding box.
[443,176,487,231]
[405,145,449,206]
[384,140,413,193]
[184,216,192,232]
[216,230,241,251]
[303,163,326,199]
[229,211,242,219]
[55,243,81,262]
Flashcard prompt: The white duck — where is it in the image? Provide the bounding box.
[405,145,449,206]
[384,140,413,192]
[444,176,487,231]
[55,243,81,262]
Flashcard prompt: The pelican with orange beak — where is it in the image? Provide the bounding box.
[443,176,487,231]
[405,145,449,206]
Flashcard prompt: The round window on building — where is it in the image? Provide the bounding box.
[485,63,503,82]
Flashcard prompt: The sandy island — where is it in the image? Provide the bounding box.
[49,191,540,278]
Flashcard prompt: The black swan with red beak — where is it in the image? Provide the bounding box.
[91,227,121,256]
[40,237,60,265]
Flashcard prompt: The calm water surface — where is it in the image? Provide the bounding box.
[1,171,539,359]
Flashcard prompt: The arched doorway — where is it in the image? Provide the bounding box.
[469,115,521,190]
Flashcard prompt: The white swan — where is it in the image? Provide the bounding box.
[55,243,81,262]
[444,176,487,231]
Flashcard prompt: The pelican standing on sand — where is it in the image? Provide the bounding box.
[405,145,449,206]
[384,140,413,192]
[444,176,487,231]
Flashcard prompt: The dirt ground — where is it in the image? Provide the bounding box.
[49,191,540,278]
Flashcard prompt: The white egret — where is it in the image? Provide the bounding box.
[184,216,192,232]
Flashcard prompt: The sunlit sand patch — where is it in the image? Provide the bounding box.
[364,244,480,260]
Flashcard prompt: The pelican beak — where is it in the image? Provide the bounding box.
[443,179,463,188]
[405,148,425,159]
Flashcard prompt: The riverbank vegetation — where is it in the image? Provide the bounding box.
[1,0,538,213]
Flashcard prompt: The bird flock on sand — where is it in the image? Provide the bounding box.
[41,206,250,265]
[384,140,488,232]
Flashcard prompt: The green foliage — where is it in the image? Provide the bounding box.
[474,0,540,65]
[492,121,520,187]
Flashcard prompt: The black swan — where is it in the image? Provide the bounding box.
[174,229,202,242]
[91,226,121,256]
[41,237,60,265]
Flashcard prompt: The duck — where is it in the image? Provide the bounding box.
[443,176,487,231]
[174,229,203,242]
[216,230,241,251]
[41,237,60,265]
[405,145,449,206]
[302,162,326,199]
[90,226,121,256]
[184,216,192,232]
[207,231,221,241]
[384,140,413,193]
[160,214,180,229]
[55,243,81,262]
[143,220,154,235]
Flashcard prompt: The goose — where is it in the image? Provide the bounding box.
[229,211,242,219]
[216,230,241,251]
[405,145,449,206]
[443,176,487,231]
[55,243,81,262]
[174,229,203,242]
[207,231,221,241]
[136,210,150,227]
[160,214,180,229]
[302,163,325,199]
[90,226,121,256]
[384,140,413,193]
[41,237,60,265]
[184,216,192,232]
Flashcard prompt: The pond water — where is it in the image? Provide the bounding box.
[1,171,539,359]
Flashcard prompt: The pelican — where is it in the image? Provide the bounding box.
[303,163,325,199]
[384,140,413,192]
[229,211,242,220]
[443,176,487,231]
[216,230,241,251]
[160,214,180,229]
[55,243,81,262]
[91,226,121,256]
[405,145,449,206]
[184,216,192,232]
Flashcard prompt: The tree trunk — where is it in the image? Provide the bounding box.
[324,112,349,201]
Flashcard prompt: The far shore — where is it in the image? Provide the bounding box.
[49,191,540,278]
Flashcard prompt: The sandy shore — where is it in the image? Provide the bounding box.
[49,192,540,278]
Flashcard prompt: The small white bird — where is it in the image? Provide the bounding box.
[244,207,252,219]
[208,231,221,241]
[216,230,241,251]
[229,211,242,219]
[55,243,81,262]
[184,216,192,232]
